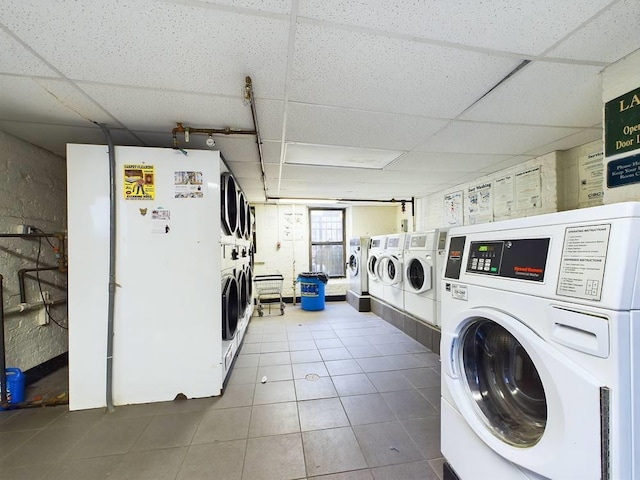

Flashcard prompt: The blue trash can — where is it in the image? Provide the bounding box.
[297,272,329,311]
[1,368,25,408]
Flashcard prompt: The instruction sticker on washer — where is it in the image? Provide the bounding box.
[557,224,610,301]
[451,283,468,301]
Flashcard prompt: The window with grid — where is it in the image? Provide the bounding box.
[309,208,345,278]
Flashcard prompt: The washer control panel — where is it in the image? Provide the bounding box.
[466,238,550,282]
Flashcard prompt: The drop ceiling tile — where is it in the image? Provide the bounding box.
[297,0,612,55]
[2,1,289,97]
[483,155,538,173]
[415,121,582,155]
[460,62,603,127]
[262,141,284,164]
[0,29,59,77]
[0,76,113,125]
[285,104,448,150]
[524,127,603,156]
[226,161,263,179]
[290,23,522,117]
[254,99,285,142]
[547,0,640,63]
[0,121,141,157]
[197,0,291,14]
[285,143,403,169]
[386,152,514,173]
[214,137,261,163]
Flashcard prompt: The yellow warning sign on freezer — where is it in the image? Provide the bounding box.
[124,164,155,200]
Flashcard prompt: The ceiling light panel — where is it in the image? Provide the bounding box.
[285,103,448,150]
[460,62,604,127]
[290,23,522,118]
[284,143,403,169]
[2,1,290,97]
[297,0,612,55]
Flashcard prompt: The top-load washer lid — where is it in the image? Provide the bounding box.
[238,190,248,239]
[221,172,239,236]
[405,256,433,293]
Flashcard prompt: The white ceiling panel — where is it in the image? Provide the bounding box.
[0,29,59,77]
[297,0,613,55]
[225,161,262,179]
[547,0,640,63]
[0,76,113,125]
[285,103,448,150]
[460,62,604,127]
[416,121,583,155]
[290,23,522,117]
[387,152,515,173]
[213,137,260,163]
[482,155,540,173]
[2,0,290,98]
[196,0,292,14]
[285,143,403,169]
[254,99,285,142]
[261,141,284,164]
[524,127,603,156]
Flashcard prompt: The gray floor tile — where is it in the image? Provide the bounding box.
[192,406,251,443]
[294,377,337,401]
[249,402,300,437]
[211,384,256,409]
[418,387,441,411]
[243,433,306,480]
[288,331,314,341]
[262,333,288,342]
[401,417,442,460]
[340,394,395,426]
[386,354,434,369]
[259,351,292,366]
[325,359,363,376]
[332,374,377,397]
[239,342,261,354]
[428,458,445,480]
[235,353,260,368]
[312,330,339,339]
[261,341,290,353]
[57,455,124,480]
[308,323,333,331]
[320,347,353,361]
[309,470,373,480]
[366,334,407,345]
[298,398,349,431]
[353,421,424,468]
[132,411,202,451]
[243,333,263,344]
[293,361,330,379]
[66,415,152,458]
[44,408,105,431]
[291,349,323,364]
[339,336,372,347]
[381,390,438,420]
[177,439,246,480]
[315,338,345,349]
[254,380,297,405]
[400,368,441,389]
[0,430,37,462]
[290,340,318,351]
[303,427,367,477]
[0,425,86,468]
[0,405,66,432]
[371,460,439,480]
[227,366,258,385]
[355,357,396,373]
[375,343,417,356]
[110,447,188,480]
[367,371,415,393]
[347,345,383,358]
[257,364,294,382]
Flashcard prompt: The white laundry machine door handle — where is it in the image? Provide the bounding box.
[441,331,458,379]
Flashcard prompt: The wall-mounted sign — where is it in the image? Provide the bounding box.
[605,86,640,158]
[607,152,640,188]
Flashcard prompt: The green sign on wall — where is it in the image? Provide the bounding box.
[605,86,640,157]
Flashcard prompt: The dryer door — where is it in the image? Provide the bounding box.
[381,255,402,286]
[221,173,239,236]
[236,269,248,317]
[442,307,604,479]
[237,190,248,239]
[405,256,433,293]
[348,251,359,276]
[367,255,379,280]
[221,274,239,340]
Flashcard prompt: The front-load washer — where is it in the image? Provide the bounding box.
[348,237,369,295]
[404,229,448,326]
[380,233,405,310]
[367,235,387,300]
[440,202,640,480]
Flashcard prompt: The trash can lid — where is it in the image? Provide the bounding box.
[297,272,329,283]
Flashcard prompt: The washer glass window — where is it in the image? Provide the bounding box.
[348,253,358,274]
[459,318,547,447]
[407,259,424,290]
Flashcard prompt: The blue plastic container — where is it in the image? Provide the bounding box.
[4,368,26,406]
[297,272,328,311]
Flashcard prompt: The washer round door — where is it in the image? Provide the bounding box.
[237,269,248,317]
[405,256,433,293]
[221,173,239,236]
[221,274,239,340]
[367,255,379,280]
[348,251,359,276]
[381,255,402,286]
[237,190,248,239]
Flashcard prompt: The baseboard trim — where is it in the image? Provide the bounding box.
[24,352,68,386]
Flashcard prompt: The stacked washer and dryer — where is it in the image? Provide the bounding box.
[440,202,640,480]
[220,171,254,379]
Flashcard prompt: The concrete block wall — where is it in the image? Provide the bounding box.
[0,130,68,371]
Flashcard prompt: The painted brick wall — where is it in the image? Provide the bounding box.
[556,140,603,211]
[0,130,68,371]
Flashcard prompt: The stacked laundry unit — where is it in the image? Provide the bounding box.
[220,171,254,379]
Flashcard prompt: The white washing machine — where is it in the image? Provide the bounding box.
[367,235,387,300]
[380,233,405,310]
[403,229,448,326]
[348,237,369,295]
[440,202,640,480]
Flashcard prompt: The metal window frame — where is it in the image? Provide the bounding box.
[308,207,346,278]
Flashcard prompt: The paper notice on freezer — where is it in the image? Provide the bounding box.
[556,224,610,301]
[151,209,171,234]
[174,171,204,198]
[124,164,155,200]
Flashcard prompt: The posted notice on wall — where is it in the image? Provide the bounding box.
[556,224,610,301]
[443,191,464,227]
[493,174,515,219]
[124,164,155,200]
[282,211,304,240]
[578,151,604,206]
[466,182,493,225]
[515,167,541,210]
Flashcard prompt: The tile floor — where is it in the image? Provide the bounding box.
[0,302,443,480]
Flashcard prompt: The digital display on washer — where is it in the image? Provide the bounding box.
[466,238,550,282]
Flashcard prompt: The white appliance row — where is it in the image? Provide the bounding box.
[440,202,640,480]
[67,145,252,411]
[366,230,448,327]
